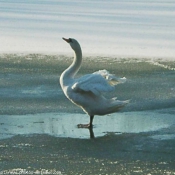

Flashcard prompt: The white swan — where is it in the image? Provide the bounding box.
[60,38,129,128]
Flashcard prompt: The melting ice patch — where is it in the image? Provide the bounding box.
[0,110,175,139]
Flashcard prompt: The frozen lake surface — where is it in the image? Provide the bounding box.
[0,54,175,140]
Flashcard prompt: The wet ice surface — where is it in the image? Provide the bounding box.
[0,110,175,139]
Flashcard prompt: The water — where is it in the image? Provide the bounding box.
[1,1,175,173]
[0,0,175,58]
[0,111,175,139]
[0,54,175,139]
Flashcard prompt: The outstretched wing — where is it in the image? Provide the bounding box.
[72,69,126,96]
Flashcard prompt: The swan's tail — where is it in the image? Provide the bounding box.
[106,99,130,114]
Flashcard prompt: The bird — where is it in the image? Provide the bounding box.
[60,37,129,128]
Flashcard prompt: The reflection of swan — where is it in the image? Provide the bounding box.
[89,127,95,138]
[60,38,129,128]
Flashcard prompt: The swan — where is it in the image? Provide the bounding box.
[60,37,129,128]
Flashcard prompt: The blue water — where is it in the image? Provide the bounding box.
[0,0,175,57]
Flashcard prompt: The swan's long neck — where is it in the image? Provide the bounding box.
[68,48,82,78]
[60,46,82,86]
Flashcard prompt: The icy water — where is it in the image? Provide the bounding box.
[0,54,175,139]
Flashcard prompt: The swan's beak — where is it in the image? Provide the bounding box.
[62,37,70,43]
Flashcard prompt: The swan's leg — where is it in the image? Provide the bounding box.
[77,115,94,128]
[89,115,94,127]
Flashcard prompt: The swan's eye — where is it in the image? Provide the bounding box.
[69,38,73,43]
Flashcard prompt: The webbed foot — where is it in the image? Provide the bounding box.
[77,115,94,129]
[77,123,95,138]
[77,123,92,128]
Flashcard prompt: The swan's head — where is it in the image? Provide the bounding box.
[62,37,81,51]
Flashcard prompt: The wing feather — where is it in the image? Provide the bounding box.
[72,69,126,96]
